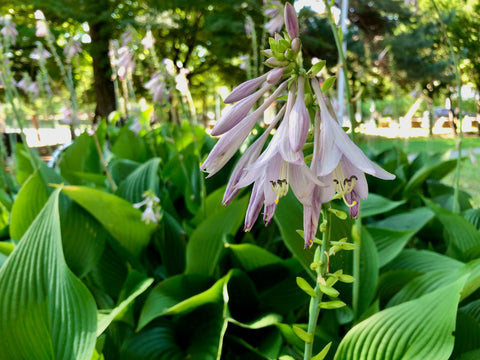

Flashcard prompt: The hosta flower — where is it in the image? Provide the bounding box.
[115,46,135,80]
[30,48,51,61]
[133,191,161,224]
[200,81,287,177]
[144,73,165,103]
[311,79,395,218]
[289,75,310,152]
[141,29,155,50]
[0,16,18,45]
[34,10,48,37]
[284,2,299,39]
[263,0,284,35]
[63,38,82,60]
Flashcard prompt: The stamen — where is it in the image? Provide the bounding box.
[332,165,358,208]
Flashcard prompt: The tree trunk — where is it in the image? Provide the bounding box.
[89,21,116,123]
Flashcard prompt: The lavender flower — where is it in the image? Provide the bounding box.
[201,81,287,177]
[289,75,310,152]
[30,48,51,61]
[63,38,82,61]
[311,79,395,218]
[133,190,161,224]
[263,0,284,35]
[115,46,136,80]
[0,16,18,45]
[284,2,299,39]
[34,10,47,37]
[144,73,165,103]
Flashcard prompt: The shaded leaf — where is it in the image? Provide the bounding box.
[361,193,406,218]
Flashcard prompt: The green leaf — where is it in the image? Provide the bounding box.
[321,76,336,92]
[111,127,147,162]
[312,342,332,360]
[319,300,346,309]
[227,243,282,271]
[0,188,97,360]
[274,191,315,278]
[372,206,434,232]
[361,193,406,218]
[366,227,416,267]
[292,325,313,343]
[308,60,326,76]
[154,212,186,276]
[123,303,226,360]
[296,276,316,297]
[335,276,468,360]
[61,185,156,257]
[138,273,229,331]
[60,199,107,278]
[425,198,480,261]
[383,248,464,273]
[403,158,457,196]
[59,131,102,185]
[185,196,248,275]
[97,270,153,336]
[453,304,480,358]
[355,226,379,318]
[116,158,161,203]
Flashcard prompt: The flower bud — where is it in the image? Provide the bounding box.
[284,3,299,39]
[266,67,286,84]
[265,57,288,67]
[291,37,301,53]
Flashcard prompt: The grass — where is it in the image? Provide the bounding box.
[358,134,480,209]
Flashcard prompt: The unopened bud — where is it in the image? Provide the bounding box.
[284,3,299,39]
[263,49,273,57]
[266,67,286,83]
[291,37,301,52]
[265,57,288,67]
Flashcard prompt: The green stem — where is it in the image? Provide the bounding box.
[431,0,463,213]
[304,207,332,360]
[324,1,355,139]
[352,209,361,320]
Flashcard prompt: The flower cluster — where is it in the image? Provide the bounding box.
[201,3,394,247]
[133,190,162,224]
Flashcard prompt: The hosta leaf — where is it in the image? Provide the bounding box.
[58,131,102,185]
[0,188,97,360]
[274,191,315,278]
[97,270,153,336]
[355,226,379,319]
[111,127,147,162]
[335,276,468,360]
[227,243,282,271]
[116,158,161,203]
[425,198,480,261]
[361,193,406,218]
[61,185,156,257]
[185,196,248,275]
[403,158,457,196]
[138,273,224,331]
[366,227,416,267]
[372,206,434,232]
[383,248,464,273]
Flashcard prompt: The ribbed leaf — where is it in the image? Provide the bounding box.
[9,171,49,241]
[60,200,107,278]
[373,206,434,232]
[425,198,480,261]
[464,208,480,230]
[97,271,153,336]
[383,249,464,273]
[227,243,282,271]
[403,158,457,196]
[366,227,416,267]
[154,212,186,276]
[111,127,147,162]
[274,191,315,278]
[59,131,102,185]
[116,158,161,203]
[453,306,480,358]
[138,274,219,330]
[0,188,97,360]
[123,303,226,360]
[185,196,248,275]
[355,226,379,319]
[61,185,156,257]
[335,276,468,360]
[361,193,406,218]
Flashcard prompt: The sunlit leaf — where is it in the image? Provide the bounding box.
[0,188,97,360]
[335,276,468,360]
